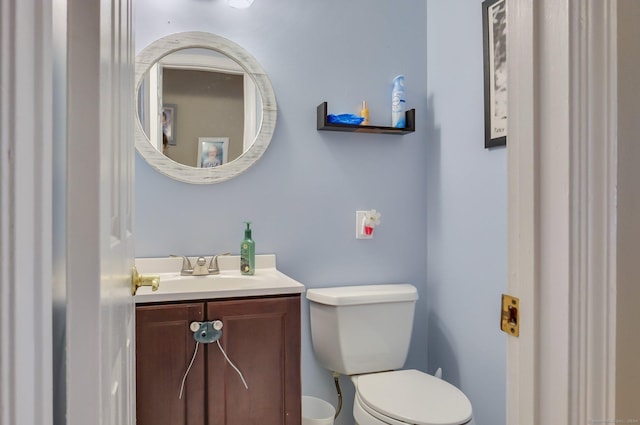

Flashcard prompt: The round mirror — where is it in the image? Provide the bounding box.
[135,32,277,184]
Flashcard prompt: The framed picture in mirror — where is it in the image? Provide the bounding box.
[198,137,229,168]
[482,0,507,148]
[162,104,177,146]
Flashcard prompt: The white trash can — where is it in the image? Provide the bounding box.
[302,396,335,425]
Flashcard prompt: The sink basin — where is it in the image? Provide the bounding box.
[134,254,304,303]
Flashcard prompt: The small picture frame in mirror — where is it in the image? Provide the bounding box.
[197,137,229,168]
[162,104,177,146]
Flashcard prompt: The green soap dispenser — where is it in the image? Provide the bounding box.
[240,222,255,275]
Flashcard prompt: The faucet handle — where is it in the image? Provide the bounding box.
[170,254,194,275]
[208,252,231,274]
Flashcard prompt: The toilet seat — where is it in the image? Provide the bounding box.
[354,391,409,425]
[354,369,473,425]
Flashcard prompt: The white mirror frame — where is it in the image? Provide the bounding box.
[135,31,277,184]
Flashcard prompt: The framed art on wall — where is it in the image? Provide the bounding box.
[482,0,507,148]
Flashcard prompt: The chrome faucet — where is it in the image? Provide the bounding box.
[171,253,230,276]
[192,256,210,276]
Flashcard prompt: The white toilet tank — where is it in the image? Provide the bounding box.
[306,284,418,375]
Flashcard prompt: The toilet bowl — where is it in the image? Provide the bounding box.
[351,370,472,425]
[306,284,474,425]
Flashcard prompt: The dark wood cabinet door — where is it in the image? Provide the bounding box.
[206,296,301,425]
[136,302,206,425]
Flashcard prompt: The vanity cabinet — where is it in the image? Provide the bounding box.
[136,295,301,425]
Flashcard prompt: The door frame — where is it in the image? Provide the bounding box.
[507,1,618,424]
[0,1,54,424]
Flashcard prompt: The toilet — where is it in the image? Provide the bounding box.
[306,284,473,425]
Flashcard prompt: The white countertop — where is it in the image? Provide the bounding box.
[134,254,305,304]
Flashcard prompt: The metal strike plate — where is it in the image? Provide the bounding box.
[500,294,520,337]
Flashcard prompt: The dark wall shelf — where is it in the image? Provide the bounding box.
[317,102,415,135]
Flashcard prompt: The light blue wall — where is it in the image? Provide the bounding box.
[135,1,505,425]
[426,2,507,425]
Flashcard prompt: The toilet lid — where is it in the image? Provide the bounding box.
[356,370,472,425]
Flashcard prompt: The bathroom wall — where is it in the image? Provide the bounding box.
[426,2,507,425]
[135,1,506,425]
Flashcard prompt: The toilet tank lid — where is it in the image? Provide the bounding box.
[306,284,418,306]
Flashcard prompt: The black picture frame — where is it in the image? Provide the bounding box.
[482,0,507,148]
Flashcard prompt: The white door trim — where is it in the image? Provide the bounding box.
[0,1,53,424]
[567,2,618,423]
[505,1,536,423]
[507,0,618,423]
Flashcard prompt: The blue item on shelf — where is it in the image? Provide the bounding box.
[327,113,365,125]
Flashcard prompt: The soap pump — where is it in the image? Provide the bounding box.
[240,222,255,275]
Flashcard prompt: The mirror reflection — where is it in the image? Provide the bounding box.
[135,31,276,184]
[137,48,262,168]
